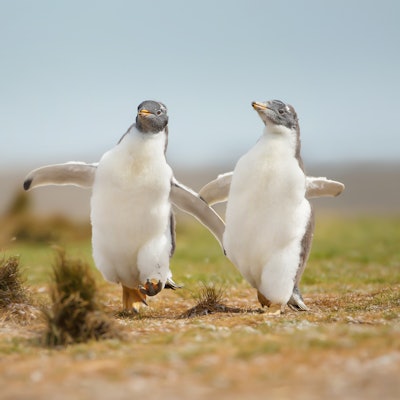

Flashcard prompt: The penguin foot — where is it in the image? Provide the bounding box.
[257,290,272,308]
[165,277,183,290]
[139,279,163,297]
[122,285,148,313]
[288,286,309,311]
[265,304,286,315]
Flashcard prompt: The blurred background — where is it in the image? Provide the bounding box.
[1,0,399,220]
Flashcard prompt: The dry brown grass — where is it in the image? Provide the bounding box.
[180,284,243,318]
[0,256,41,325]
[0,256,27,307]
[43,250,122,346]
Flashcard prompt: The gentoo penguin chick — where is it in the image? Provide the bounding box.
[90,100,174,312]
[24,100,225,313]
[223,99,314,314]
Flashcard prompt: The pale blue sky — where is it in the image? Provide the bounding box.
[1,0,399,170]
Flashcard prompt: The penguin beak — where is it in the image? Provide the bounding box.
[252,102,268,111]
[138,109,152,117]
[252,101,270,125]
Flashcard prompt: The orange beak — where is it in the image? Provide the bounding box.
[138,109,152,116]
[252,101,268,111]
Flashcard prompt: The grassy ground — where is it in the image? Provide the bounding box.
[0,214,399,400]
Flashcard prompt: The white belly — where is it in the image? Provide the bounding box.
[224,144,311,304]
[90,132,173,288]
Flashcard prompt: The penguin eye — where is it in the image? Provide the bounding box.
[156,110,162,116]
[278,109,285,115]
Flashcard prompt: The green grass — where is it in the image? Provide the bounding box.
[303,215,400,291]
[4,240,98,286]
[173,218,242,286]
[0,214,400,398]
[1,214,399,308]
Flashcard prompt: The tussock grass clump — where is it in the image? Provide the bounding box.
[180,283,241,318]
[0,256,39,323]
[0,256,27,307]
[43,251,120,346]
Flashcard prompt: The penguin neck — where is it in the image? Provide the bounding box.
[260,125,304,170]
[120,124,168,160]
[260,125,296,156]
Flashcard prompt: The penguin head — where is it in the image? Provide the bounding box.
[136,100,168,133]
[252,100,298,130]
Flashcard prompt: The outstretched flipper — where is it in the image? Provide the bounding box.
[23,162,97,190]
[305,176,345,198]
[170,178,225,251]
[199,172,345,205]
[199,172,233,205]
[23,162,226,251]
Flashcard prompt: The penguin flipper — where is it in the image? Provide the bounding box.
[199,173,344,204]
[170,178,226,252]
[198,172,233,205]
[305,177,345,199]
[23,162,97,191]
